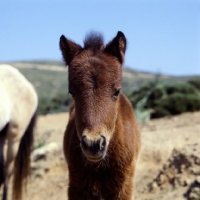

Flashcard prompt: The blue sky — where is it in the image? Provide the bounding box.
[0,0,200,76]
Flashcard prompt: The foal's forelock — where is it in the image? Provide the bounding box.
[84,32,104,51]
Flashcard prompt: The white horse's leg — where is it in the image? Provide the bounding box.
[0,124,8,187]
[3,124,23,200]
[5,137,21,175]
[3,140,21,200]
[0,124,9,200]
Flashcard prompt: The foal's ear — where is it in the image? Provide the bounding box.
[105,31,127,64]
[59,35,82,65]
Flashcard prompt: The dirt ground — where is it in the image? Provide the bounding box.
[1,111,200,200]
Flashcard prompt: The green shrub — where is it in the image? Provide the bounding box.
[128,84,152,107]
[165,82,199,95]
[153,93,200,115]
[188,78,200,91]
[129,81,200,121]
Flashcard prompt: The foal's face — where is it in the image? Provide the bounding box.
[60,31,126,162]
[69,52,122,162]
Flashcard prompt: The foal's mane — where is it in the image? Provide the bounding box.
[84,32,104,51]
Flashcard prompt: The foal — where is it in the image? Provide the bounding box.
[60,31,141,200]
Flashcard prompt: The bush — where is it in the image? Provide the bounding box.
[129,81,200,121]
[188,78,200,91]
[153,93,200,116]
[165,83,199,95]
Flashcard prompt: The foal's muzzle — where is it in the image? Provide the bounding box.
[80,135,107,162]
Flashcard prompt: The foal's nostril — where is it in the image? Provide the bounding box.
[99,136,106,151]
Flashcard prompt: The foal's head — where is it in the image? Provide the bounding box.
[60,31,126,162]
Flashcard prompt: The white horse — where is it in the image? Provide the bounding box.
[0,65,38,200]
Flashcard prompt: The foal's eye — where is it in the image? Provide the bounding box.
[113,88,121,98]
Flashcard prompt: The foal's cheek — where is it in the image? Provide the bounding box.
[107,104,118,130]
[74,117,83,139]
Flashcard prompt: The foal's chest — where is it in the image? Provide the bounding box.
[88,181,105,200]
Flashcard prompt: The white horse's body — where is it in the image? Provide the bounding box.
[0,64,38,200]
[0,65,37,133]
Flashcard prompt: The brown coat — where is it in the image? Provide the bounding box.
[60,31,141,200]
